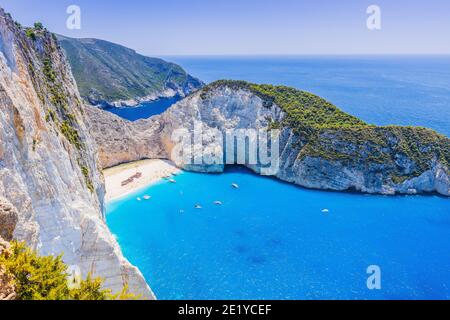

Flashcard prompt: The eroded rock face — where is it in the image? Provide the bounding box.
[0,197,18,241]
[85,106,167,168]
[0,10,153,298]
[87,84,450,197]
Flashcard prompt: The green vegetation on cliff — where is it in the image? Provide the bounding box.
[202,80,368,130]
[0,242,138,300]
[201,80,450,181]
[57,35,203,105]
[25,28,36,41]
[23,23,95,193]
[81,165,95,193]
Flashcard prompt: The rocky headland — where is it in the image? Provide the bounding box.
[87,81,450,196]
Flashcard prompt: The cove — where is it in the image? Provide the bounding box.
[106,167,450,300]
[102,95,180,121]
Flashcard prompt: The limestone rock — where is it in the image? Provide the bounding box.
[85,106,167,168]
[0,197,18,241]
[0,9,153,298]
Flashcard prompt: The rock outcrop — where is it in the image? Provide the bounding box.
[0,10,153,298]
[85,106,167,168]
[0,239,16,300]
[87,81,450,196]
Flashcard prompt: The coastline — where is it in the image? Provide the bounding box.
[104,159,181,202]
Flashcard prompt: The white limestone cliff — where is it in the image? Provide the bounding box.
[0,9,154,298]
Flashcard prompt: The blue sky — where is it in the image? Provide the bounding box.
[2,0,450,55]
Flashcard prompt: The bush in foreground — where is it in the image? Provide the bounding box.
[0,241,139,300]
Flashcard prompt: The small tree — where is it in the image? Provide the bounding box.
[0,241,140,300]
[33,22,44,30]
[0,242,69,300]
[25,29,36,41]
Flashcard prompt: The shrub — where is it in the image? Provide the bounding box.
[0,241,69,300]
[81,166,95,193]
[201,80,367,130]
[45,109,56,122]
[25,28,36,41]
[0,241,139,300]
[33,22,44,30]
[43,59,56,82]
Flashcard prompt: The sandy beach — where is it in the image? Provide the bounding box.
[104,159,180,202]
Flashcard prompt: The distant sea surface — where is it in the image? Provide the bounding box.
[103,96,180,121]
[163,55,450,136]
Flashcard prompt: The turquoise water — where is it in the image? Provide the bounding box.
[165,55,450,136]
[107,167,450,300]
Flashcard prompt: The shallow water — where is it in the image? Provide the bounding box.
[106,167,450,300]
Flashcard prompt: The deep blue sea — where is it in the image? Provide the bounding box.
[103,96,180,121]
[106,56,450,300]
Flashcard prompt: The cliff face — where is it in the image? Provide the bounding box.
[0,197,18,242]
[58,36,203,108]
[0,10,153,298]
[85,106,167,168]
[88,82,450,196]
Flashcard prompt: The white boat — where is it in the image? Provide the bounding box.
[231,183,239,189]
[322,209,329,213]
[137,197,142,201]
[195,204,202,209]
[169,179,177,183]
[214,201,223,205]
[143,195,151,200]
